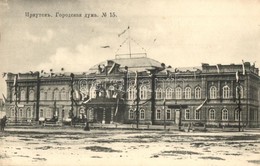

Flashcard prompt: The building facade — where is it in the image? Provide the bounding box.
[3,56,260,127]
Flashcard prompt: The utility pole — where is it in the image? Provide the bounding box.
[163,98,166,130]
[14,74,18,125]
[237,73,241,132]
[135,72,140,129]
[35,71,40,122]
[70,73,75,123]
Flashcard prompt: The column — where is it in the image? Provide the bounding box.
[110,107,114,124]
[102,108,106,124]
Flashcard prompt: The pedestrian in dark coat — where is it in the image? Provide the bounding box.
[0,116,7,131]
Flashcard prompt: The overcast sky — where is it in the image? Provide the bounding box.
[0,0,260,96]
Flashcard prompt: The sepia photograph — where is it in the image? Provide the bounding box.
[0,0,260,165]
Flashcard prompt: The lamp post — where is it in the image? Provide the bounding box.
[236,72,242,132]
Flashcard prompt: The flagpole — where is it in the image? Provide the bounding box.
[128,26,131,58]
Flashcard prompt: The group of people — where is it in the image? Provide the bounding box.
[0,115,7,131]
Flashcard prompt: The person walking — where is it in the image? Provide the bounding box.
[0,116,7,131]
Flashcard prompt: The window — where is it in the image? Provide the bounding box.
[236,86,243,99]
[222,109,228,120]
[19,108,23,118]
[46,109,52,118]
[128,86,136,100]
[165,87,173,99]
[223,85,230,99]
[195,110,200,120]
[40,90,45,100]
[156,110,161,120]
[140,86,147,99]
[184,87,191,99]
[47,89,53,100]
[140,109,145,120]
[53,89,60,100]
[166,109,171,120]
[210,86,217,99]
[194,87,201,99]
[61,88,67,100]
[235,110,241,121]
[185,109,190,120]
[90,86,96,99]
[176,87,182,99]
[209,109,215,120]
[40,109,44,118]
[11,108,15,117]
[20,89,26,101]
[156,88,163,99]
[29,90,34,101]
[129,109,134,120]
[27,108,31,118]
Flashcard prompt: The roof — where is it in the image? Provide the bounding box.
[88,57,163,72]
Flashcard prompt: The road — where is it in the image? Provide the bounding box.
[0,127,260,166]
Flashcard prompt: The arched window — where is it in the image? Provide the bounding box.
[60,88,67,100]
[210,86,217,99]
[175,87,182,99]
[184,87,191,99]
[234,110,241,121]
[156,109,161,120]
[128,86,136,100]
[20,89,26,101]
[53,89,60,100]
[47,89,53,100]
[185,109,190,120]
[129,109,134,120]
[26,108,31,118]
[140,85,147,99]
[222,109,228,120]
[140,109,145,120]
[209,109,215,120]
[90,86,96,99]
[11,108,15,117]
[236,86,243,99]
[194,87,201,99]
[40,109,44,118]
[156,88,163,99]
[223,85,230,99]
[165,87,173,99]
[29,90,34,101]
[195,110,200,120]
[19,108,23,118]
[40,89,45,100]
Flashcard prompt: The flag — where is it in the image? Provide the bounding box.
[108,62,116,74]
[236,71,239,82]
[195,98,207,111]
[242,60,245,75]
[216,64,220,73]
[115,98,119,116]
[118,26,130,37]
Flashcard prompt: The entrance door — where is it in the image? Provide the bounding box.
[96,108,103,123]
[175,109,180,125]
[105,108,111,124]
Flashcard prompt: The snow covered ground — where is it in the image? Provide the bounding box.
[0,127,259,166]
